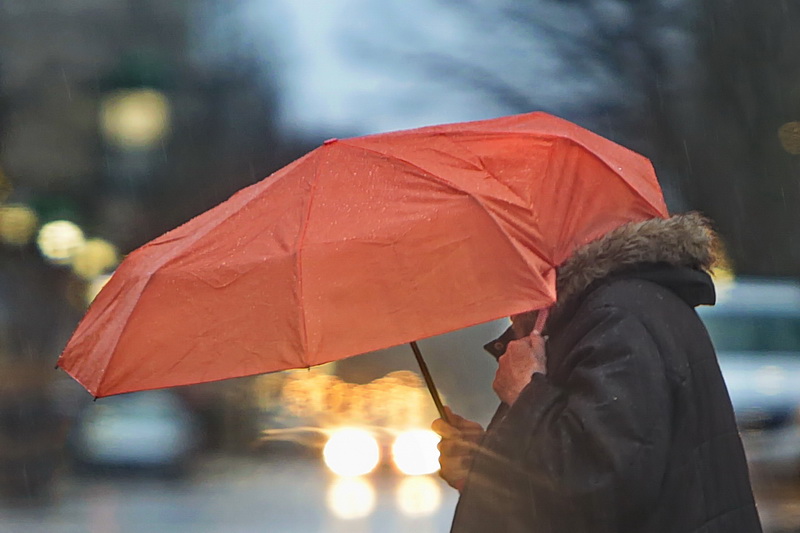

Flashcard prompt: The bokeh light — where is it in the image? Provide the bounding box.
[72,238,120,280]
[0,204,39,246]
[778,121,800,155]
[396,476,442,517]
[36,220,85,264]
[99,88,171,149]
[278,368,437,429]
[323,428,380,477]
[85,274,113,305]
[391,430,440,476]
[326,477,376,520]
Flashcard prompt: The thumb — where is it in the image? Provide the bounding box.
[432,414,459,439]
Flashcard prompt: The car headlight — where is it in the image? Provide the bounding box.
[327,477,376,519]
[391,429,440,476]
[323,428,380,477]
[754,365,787,396]
[396,476,442,516]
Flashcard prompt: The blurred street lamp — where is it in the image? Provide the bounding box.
[0,204,39,246]
[98,52,174,195]
[36,220,85,265]
[71,238,119,280]
[99,88,171,150]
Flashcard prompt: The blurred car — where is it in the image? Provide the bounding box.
[68,390,200,476]
[321,425,440,477]
[255,368,441,477]
[697,277,800,478]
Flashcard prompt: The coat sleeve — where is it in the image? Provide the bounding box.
[491,303,672,528]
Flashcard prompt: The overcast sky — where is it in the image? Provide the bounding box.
[191,0,693,155]
[193,0,642,139]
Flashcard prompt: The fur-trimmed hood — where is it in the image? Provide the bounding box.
[554,212,718,307]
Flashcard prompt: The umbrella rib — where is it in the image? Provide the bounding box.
[293,153,323,367]
[351,127,667,217]
[340,141,555,271]
[558,138,668,218]
[89,186,280,395]
[142,148,321,268]
[86,161,317,395]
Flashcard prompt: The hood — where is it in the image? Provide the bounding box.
[553,212,719,310]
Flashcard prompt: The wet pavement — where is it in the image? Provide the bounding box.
[0,454,457,533]
[0,455,797,532]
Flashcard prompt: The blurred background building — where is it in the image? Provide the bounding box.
[0,0,799,526]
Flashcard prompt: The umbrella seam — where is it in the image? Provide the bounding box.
[90,270,159,396]
[350,127,666,217]
[547,137,577,263]
[294,152,322,367]
[339,141,556,271]
[450,136,559,268]
[426,132,531,207]
[560,137,668,218]
[84,159,318,395]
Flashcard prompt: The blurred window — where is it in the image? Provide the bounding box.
[700,314,800,352]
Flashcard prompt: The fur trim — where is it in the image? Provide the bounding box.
[554,212,718,306]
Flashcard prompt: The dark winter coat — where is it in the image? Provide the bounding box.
[450,214,762,533]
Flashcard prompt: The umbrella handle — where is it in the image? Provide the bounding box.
[409,342,450,424]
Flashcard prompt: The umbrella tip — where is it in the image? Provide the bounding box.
[323,138,339,145]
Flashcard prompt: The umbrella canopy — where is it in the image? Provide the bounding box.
[58,112,668,397]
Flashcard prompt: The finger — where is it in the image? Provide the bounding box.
[438,438,475,456]
[527,332,546,347]
[503,338,530,356]
[431,418,460,439]
[442,406,485,435]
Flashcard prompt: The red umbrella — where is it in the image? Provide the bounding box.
[58,112,667,405]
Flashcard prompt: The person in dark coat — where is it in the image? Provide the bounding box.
[433,212,763,533]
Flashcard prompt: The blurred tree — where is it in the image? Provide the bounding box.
[352,0,800,276]
[675,0,800,276]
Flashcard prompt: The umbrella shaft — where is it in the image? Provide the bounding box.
[410,341,448,422]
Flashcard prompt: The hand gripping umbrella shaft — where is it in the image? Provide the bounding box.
[409,342,449,424]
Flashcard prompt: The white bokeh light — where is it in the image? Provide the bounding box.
[391,429,440,476]
[323,428,380,477]
[396,476,442,517]
[36,220,86,265]
[326,477,376,520]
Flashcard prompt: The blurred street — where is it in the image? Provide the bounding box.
[1,454,799,532]
[0,454,458,533]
